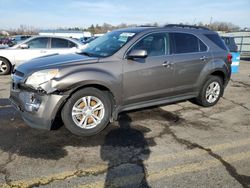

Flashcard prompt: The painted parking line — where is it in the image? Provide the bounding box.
[148,138,250,163]
[1,138,250,188]
[0,164,108,188]
[76,151,250,188]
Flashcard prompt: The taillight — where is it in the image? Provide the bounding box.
[227,53,232,64]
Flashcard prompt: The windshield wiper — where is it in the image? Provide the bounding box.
[81,52,93,57]
[80,51,105,58]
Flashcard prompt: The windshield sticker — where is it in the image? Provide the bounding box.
[119,33,136,42]
[120,32,136,37]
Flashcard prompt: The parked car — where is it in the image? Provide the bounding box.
[10,25,232,136]
[221,36,240,73]
[79,37,91,43]
[221,36,238,52]
[81,36,99,45]
[10,35,32,46]
[0,35,85,75]
[0,37,13,46]
[0,44,9,49]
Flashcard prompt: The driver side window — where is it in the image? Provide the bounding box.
[26,37,49,49]
[131,33,169,57]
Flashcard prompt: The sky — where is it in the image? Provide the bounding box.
[0,0,249,30]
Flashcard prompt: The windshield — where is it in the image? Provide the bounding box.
[81,30,136,57]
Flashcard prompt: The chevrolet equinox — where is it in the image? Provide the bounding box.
[10,25,232,136]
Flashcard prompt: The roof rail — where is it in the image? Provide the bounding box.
[165,24,210,30]
[137,25,156,27]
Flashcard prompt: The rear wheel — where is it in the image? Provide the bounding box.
[0,58,11,75]
[194,76,224,107]
[61,88,112,136]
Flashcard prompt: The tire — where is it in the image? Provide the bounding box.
[0,58,11,75]
[61,87,112,136]
[194,76,224,107]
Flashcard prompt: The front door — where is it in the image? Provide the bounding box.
[122,32,175,105]
[15,37,49,66]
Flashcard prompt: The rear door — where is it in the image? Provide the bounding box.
[122,32,175,105]
[169,32,212,94]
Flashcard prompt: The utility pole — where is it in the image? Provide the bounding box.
[210,17,213,25]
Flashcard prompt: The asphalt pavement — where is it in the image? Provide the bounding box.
[0,61,249,188]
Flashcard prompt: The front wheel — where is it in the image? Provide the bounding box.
[194,76,224,107]
[61,88,112,136]
[0,58,11,75]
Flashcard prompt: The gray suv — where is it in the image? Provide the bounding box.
[10,25,232,136]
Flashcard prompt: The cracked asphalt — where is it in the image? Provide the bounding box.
[0,60,249,188]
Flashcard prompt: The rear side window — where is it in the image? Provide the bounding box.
[69,41,77,48]
[51,38,76,48]
[205,34,227,50]
[221,37,230,45]
[170,33,207,54]
[199,40,207,52]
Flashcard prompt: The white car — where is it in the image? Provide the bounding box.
[0,35,85,75]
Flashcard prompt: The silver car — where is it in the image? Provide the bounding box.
[0,35,85,75]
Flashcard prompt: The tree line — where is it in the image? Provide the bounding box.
[72,21,241,34]
[1,21,243,36]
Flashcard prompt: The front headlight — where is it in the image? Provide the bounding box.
[25,69,59,88]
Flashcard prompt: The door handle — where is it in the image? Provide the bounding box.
[162,61,173,68]
[200,56,206,62]
[40,50,47,53]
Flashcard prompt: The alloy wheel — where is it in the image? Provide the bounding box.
[0,60,7,73]
[205,81,221,103]
[71,96,105,129]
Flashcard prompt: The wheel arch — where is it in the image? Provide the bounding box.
[0,56,13,66]
[51,82,117,130]
[67,83,116,109]
[210,70,226,86]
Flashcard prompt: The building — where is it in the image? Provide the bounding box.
[39,30,92,39]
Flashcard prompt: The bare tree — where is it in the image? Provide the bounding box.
[208,22,240,32]
[8,25,39,35]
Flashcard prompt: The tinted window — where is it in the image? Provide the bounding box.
[205,34,227,50]
[131,33,169,57]
[221,37,237,52]
[20,36,30,40]
[171,33,199,54]
[199,40,207,52]
[222,37,230,45]
[51,38,76,48]
[69,41,77,48]
[26,37,49,49]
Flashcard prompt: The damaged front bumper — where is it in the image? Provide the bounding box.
[9,72,68,130]
[10,89,68,130]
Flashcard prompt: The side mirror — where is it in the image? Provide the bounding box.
[127,49,147,59]
[19,44,29,49]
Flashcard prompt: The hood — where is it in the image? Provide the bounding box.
[16,53,98,74]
